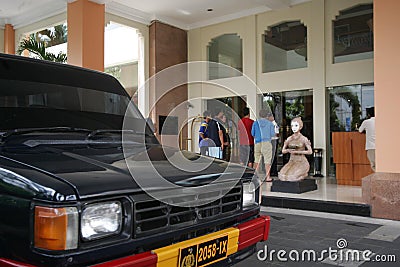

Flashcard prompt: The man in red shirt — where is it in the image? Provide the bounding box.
[238,107,254,167]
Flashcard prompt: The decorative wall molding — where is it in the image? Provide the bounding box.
[187,6,271,30]
[106,2,152,26]
[1,2,66,29]
[0,0,311,30]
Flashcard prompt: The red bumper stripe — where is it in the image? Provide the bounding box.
[261,215,271,241]
[0,258,36,267]
[236,215,271,251]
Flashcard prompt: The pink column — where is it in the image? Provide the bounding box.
[67,0,105,71]
[4,24,15,54]
[362,0,400,221]
[374,0,400,172]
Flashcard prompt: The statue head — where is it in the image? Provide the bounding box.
[291,117,303,133]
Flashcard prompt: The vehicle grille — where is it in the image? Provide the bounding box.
[132,183,242,238]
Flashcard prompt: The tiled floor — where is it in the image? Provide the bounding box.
[261,176,365,204]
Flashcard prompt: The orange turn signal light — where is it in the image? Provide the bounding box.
[34,206,78,250]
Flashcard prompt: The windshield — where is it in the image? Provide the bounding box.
[0,78,153,137]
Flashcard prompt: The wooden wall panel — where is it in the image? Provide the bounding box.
[351,134,370,164]
[335,163,353,180]
[332,132,352,163]
[353,164,373,181]
[332,132,373,186]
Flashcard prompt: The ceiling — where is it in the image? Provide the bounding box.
[0,0,311,30]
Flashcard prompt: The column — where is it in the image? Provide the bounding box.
[149,21,188,149]
[67,0,105,71]
[4,24,15,54]
[310,0,327,176]
[362,0,400,220]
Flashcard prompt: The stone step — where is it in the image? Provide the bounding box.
[261,196,371,217]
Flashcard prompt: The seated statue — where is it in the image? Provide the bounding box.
[278,117,313,182]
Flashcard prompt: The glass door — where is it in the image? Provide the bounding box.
[327,83,374,176]
[261,90,314,174]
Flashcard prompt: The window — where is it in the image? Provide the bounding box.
[327,83,374,176]
[262,21,307,73]
[0,79,141,131]
[328,84,374,132]
[333,4,373,63]
[207,34,243,80]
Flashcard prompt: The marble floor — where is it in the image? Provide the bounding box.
[261,176,365,204]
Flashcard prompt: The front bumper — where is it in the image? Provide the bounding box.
[0,216,270,267]
[94,215,270,267]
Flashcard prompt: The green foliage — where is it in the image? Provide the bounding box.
[329,94,344,131]
[285,98,304,121]
[329,87,362,131]
[17,38,67,63]
[17,24,67,63]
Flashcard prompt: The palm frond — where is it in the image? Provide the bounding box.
[17,39,46,60]
[17,38,67,63]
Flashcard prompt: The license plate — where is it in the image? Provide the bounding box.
[178,235,228,267]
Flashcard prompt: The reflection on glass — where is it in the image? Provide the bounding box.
[328,84,374,132]
[260,90,313,172]
[207,34,243,80]
[333,4,373,63]
[327,83,374,176]
[262,21,308,73]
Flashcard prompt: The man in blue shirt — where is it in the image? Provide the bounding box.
[205,110,224,159]
[199,110,212,156]
[251,109,276,182]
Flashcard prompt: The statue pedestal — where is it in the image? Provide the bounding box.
[271,179,317,194]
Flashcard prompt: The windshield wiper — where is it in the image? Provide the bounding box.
[0,127,92,142]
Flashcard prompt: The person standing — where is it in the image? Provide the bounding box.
[268,113,280,176]
[251,109,276,182]
[238,107,254,167]
[199,110,211,156]
[359,107,376,171]
[206,111,224,159]
[213,109,229,160]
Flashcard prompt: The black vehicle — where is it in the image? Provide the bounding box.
[0,54,270,267]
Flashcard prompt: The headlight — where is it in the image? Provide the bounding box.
[81,201,122,241]
[243,182,256,207]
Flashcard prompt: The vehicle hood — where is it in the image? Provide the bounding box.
[0,141,252,200]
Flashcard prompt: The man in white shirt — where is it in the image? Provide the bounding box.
[359,107,375,171]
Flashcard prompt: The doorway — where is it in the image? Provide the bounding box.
[206,96,247,162]
[261,90,314,174]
